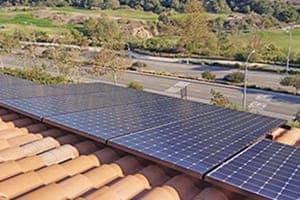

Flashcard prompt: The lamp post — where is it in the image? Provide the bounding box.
[242,50,255,110]
[286,26,292,73]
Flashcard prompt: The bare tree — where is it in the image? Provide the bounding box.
[53,47,81,81]
[91,49,130,85]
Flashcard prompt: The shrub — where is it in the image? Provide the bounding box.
[127,82,143,90]
[210,89,229,107]
[224,72,245,83]
[280,75,300,94]
[128,61,147,71]
[0,67,71,84]
[201,71,216,81]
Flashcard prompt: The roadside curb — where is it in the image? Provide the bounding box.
[126,70,299,97]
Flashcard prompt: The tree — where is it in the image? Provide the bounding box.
[280,75,300,94]
[84,16,121,47]
[180,0,217,56]
[204,0,231,14]
[91,49,130,85]
[211,17,229,56]
[52,47,81,80]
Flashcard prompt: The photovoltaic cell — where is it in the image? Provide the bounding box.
[109,112,285,177]
[0,85,67,100]
[0,81,143,101]
[0,74,34,86]
[207,140,300,200]
[0,90,170,119]
[44,99,222,142]
[50,82,126,94]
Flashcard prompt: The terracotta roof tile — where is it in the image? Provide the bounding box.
[272,127,300,147]
[1,108,295,200]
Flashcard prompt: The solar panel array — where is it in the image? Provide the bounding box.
[44,99,221,141]
[208,140,299,200]
[0,88,170,119]
[110,111,285,176]
[0,74,34,86]
[0,75,293,200]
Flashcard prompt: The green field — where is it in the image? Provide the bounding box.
[0,10,77,33]
[54,7,159,21]
[0,13,54,27]
[258,29,300,53]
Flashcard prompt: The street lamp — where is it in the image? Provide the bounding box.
[286,26,293,73]
[242,50,255,110]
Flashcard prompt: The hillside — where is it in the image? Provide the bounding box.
[0,0,299,23]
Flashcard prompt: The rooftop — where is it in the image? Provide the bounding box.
[0,74,299,200]
[0,108,242,200]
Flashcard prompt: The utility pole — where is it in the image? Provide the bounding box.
[286,26,292,73]
[243,50,255,110]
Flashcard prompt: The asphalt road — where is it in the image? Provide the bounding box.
[131,59,293,92]
[91,71,300,120]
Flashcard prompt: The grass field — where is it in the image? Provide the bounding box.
[258,29,300,53]
[0,13,54,27]
[54,7,159,21]
[0,10,77,33]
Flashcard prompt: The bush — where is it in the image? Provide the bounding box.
[210,89,229,107]
[202,71,216,81]
[127,82,143,90]
[224,72,245,83]
[128,61,147,71]
[0,67,72,84]
[296,110,300,122]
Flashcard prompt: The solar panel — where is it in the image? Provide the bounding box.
[0,81,144,101]
[0,74,34,86]
[44,99,221,142]
[0,84,68,100]
[109,112,285,178]
[0,90,170,119]
[50,82,126,94]
[207,140,299,200]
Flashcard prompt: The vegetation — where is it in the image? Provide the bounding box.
[210,89,229,107]
[0,1,298,23]
[280,75,300,94]
[91,49,130,84]
[0,66,71,84]
[0,32,19,52]
[288,111,300,128]
[52,47,81,80]
[128,61,147,71]
[210,89,248,111]
[180,0,217,56]
[201,71,216,81]
[224,71,245,83]
[84,16,121,47]
[127,82,143,90]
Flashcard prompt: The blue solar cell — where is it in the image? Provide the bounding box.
[109,114,285,177]
[44,99,223,141]
[0,85,66,100]
[0,90,169,119]
[0,74,34,86]
[207,140,300,200]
